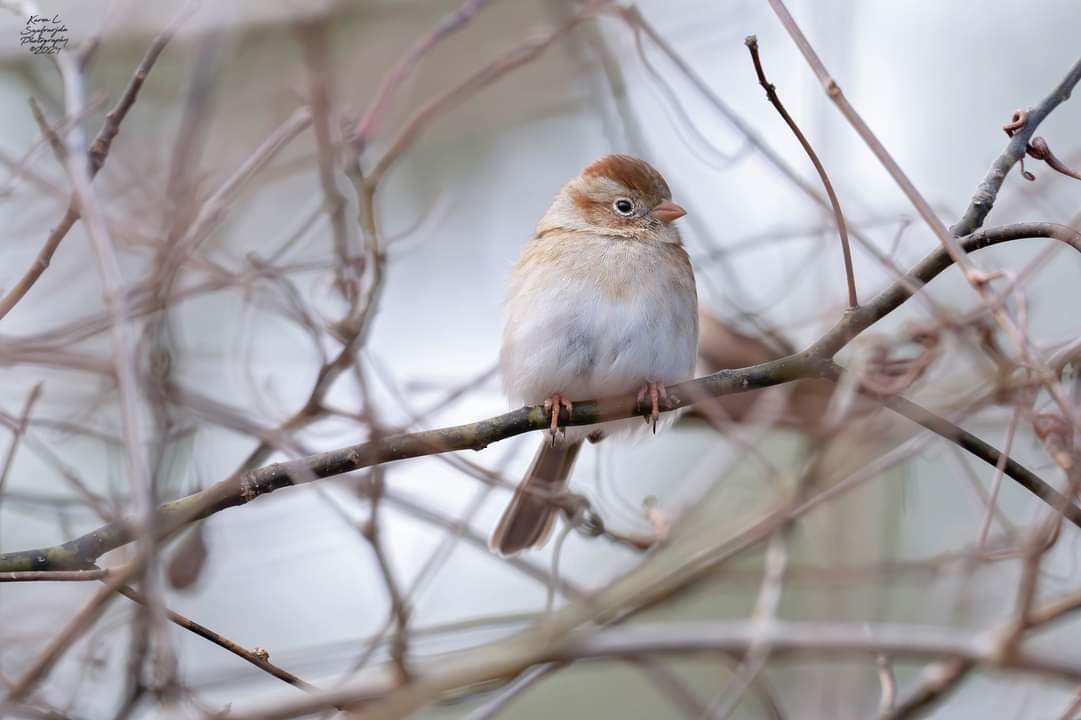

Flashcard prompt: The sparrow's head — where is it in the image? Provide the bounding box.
[538,155,687,243]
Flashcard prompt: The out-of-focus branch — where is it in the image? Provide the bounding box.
[224,620,1081,720]
[352,0,495,149]
[821,364,1081,526]
[293,20,358,304]
[3,562,140,704]
[0,8,187,321]
[883,660,972,720]
[0,223,1077,574]
[366,1,607,186]
[0,383,41,504]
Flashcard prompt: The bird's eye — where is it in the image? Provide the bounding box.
[613,198,635,216]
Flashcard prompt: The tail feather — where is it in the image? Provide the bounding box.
[490,440,582,556]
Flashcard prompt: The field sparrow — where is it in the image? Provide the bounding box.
[490,155,698,556]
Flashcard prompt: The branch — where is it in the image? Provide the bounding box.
[223,621,1081,720]
[0,223,1076,575]
[952,57,1081,236]
[821,362,1081,527]
[884,659,972,720]
[765,0,1081,430]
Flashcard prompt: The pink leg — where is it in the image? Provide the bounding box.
[542,393,573,445]
[636,382,668,434]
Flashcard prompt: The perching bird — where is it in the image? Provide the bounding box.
[491,155,699,556]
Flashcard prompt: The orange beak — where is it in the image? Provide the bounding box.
[651,200,687,224]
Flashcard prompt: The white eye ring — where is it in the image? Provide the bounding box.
[612,198,635,216]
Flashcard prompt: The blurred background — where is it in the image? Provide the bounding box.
[1,0,1081,717]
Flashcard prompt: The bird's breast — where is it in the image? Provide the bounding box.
[501,236,698,405]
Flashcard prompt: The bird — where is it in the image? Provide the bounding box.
[490,155,699,556]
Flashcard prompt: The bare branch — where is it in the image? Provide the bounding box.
[0,223,1077,578]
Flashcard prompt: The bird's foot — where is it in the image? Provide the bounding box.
[636,381,667,434]
[543,393,573,446]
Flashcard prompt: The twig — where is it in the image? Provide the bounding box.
[613,4,944,316]
[764,0,975,275]
[294,20,358,304]
[706,525,791,718]
[88,3,194,174]
[828,367,1081,528]
[953,58,1081,236]
[113,583,319,694]
[463,663,563,720]
[883,659,972,720]
[1057,688,1081,720]
[624,657,707,718]
[1025,136,1081,183]
[362,466,412,684]
[744,35,856,308]
[27,97,63,157]
[0,383,42,504]
[998,459,1081,659]
[876,653,896,717]
[978,406,1022,547]
[47,21,171,697]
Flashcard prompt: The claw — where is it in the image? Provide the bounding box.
[542,393,572,446]
[636,382,666,434]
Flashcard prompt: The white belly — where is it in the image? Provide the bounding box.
[500,237,698,410]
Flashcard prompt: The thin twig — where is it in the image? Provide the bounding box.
[765,0,968,269]
[978,406,1022,547]
[113,583,319,694]
[883,659,972,720]
[744,35,856,308]
[0,383,42,505]
[463,663,563,720]
[877,653,897,717]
